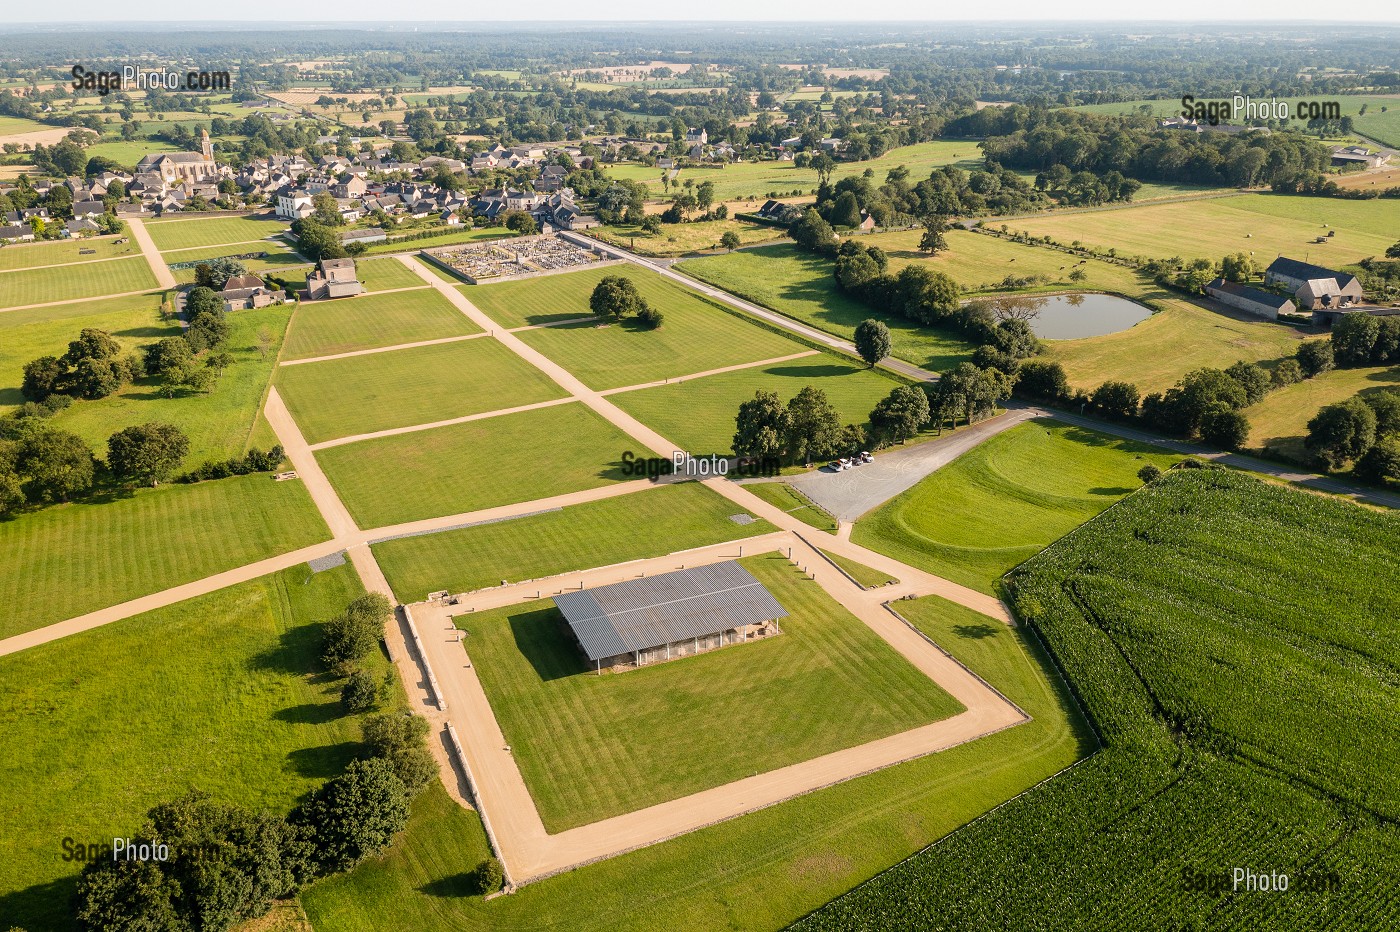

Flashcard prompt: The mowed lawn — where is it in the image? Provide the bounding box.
[52,304,293,465]
[0,564,377,932]
[278,337,566,444]
[0,474,329,638]
[0,292,168,410]
[1044,298,1316,394]
[743,481,838,534]
[282,287,480,361]
[355,257,431,291]
[505,269,807,390]
[611,355,906,454]
[0,236,138,271]
[458,554,964,832]
[1011,194,1400,266]
[0,257,158,309]
[590,218,784,258]
[1247,364,1400,460]
[374,482,775,603]
[853,419,1181,594]
[317,401,639,527]
[302,590,1087,932]
[677,245,976,373]
[147,214,290,251]
[357,225,514,256]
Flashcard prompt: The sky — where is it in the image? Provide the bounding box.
[4,4,1400,24]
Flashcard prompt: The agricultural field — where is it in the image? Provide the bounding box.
[276,337,567,444]
[677,244,977,373]
[315,401,638,527]
[458,553,964,832]
[0,236,138,271]
[590,218,784,257]
[1008,193,1400,266]
[303,591,1088,931]
[1246,363,1400,460]
[853,419,1181,593]
[147,214,290,252]
[802,469,1400,929]
[0,473,328,638]
[0,115,54,135]
[1067,93,1400,147]
[373,481,774,603]
[82,137,183,167]
[743,481,838,534]
[0,257,157,308]
[282,287,480,360]
[0,563,375,932]
[610,354,907,454]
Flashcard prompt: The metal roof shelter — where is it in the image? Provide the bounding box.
[554,561,788,664]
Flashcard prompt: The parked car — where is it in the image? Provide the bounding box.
[828,461,845,472]
[859,451,873,464]
[839,457,853,469]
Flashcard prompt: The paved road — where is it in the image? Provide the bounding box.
[125,217,178,290]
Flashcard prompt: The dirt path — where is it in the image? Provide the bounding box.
[264,387,360,539]
[597,350,819,396]
[126,217,178,290]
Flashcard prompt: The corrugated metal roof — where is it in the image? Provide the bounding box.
[554,561,788,662]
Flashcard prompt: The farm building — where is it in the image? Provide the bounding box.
[1205,279,1295,320]
[1264,257,1364,310]
[553,561,788,672]
[1311,306,1400,328]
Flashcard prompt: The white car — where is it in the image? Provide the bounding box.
[859,451,873,464]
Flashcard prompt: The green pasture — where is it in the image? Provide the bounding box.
[148,215,290,252]
[0,257,157,309]
[0,237,138,271]
[282,287,479,361]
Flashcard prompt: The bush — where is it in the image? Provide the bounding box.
[1296,340,1334,377]
[1270,358,1304,388]
[1354,437,1400,485]
[362,712,435,796]
[636,305,664,329]
[1137,463,1163,484]
[1091,380,1140,420]
[1014,360,1070,403]
[472,856,505,895]
[292,757,410,876]
[1200,408,1251,451]
[341,670,380,713]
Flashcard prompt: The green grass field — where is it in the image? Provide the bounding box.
[491,267,805,390]
[167,241,309,286]
[0,115,54,135]
[0,563,376,932]
[0,292,168,410]
[1246,363,1400,460]
[802,469,1400,929]
[459,553,964,831]
[374,482,773,602]
[0,257,157,309]
[277,337,567,445]
[590,218,784,257]
[1010,194,1400,266]
[282,288,480,361]
[52,304,293,465]
[147,215,290,252]
[821,550,899,589]
[316,401,639,527]
[852,419,1182,593]
[611,355,905,454]
[677,244,976,373]
[359,226,514,256]
[0,237,139,271]
[743,481,838,534]
[83,137,182,167]
[302,590,1088,932]
[354,257,429,291]
[0,474,329,638]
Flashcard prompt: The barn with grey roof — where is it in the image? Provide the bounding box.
[553,560,787,671]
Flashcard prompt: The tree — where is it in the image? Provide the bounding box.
[311,191,344,226]
[21,355,66,401]
[868,385,930,445]
[853,319,892,367]
[69,357,128,399]
[1014,360,1069,403]
[185,286,223,319]
[1271,358,1304,388]
[18,427,94,502]
[1219,253,1259,283]
[292,219,347,262]
[1144,368,1248,437]
[342,671,380,713]
[733,390,787,460]
[1296,340,1334,377]
[790,209,838,255]
[1354,436,1400,485]
[1305,398,1377,470]
[892,265,959,325]
[143,337,195,379]
[1091,380,1140,420]
[187,310,230,354]
[503,210,538,234]
[1200,407,1251,451]
[1331,313,1381,366]
[784,386,842,465]
[918,215,949,255]
[1137,463,1163,484]
[1361,389,1400,436]
[1224,360,1271,406]
[589,275,646,321]
[362,712,435,796]
[293,757,409,876]
[472,857,505,895]
[107,423,189,487]
[829,191,862,228]
[321,594,391,672]
[719,231,741,251]
[193,257,247,290]
[65,328,121,366]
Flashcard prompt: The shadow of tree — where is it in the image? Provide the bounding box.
[953,623,1001,640]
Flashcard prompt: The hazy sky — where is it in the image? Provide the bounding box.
[4,3,1399,23]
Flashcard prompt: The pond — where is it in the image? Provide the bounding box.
[974,293,1154,340]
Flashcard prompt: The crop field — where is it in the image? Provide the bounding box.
[53,304,293,465]
[147,215,290,252]
[610,354,907,454]
[0,237,138,271]
[1246,363,1400,460]
[802,469,1400,930]
[458,554,964,832]
[677,244,976,373]
[0,474,329,638]
[743,481,838,534]
[0,257,157,308]
[0,115,53,135]
[853,419,1181,593]
[590,218,784,257]
[316,401,639,527]
[0,563,376,932]
[277,337,568,444]
[1009,194,1400,266]
[282,287,480,360]
[1067,93,1400,147]
[373,482,774,603]
[0,292,168,410]
[303,591,1088,932]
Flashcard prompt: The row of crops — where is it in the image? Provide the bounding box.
[794,469,1400,929]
